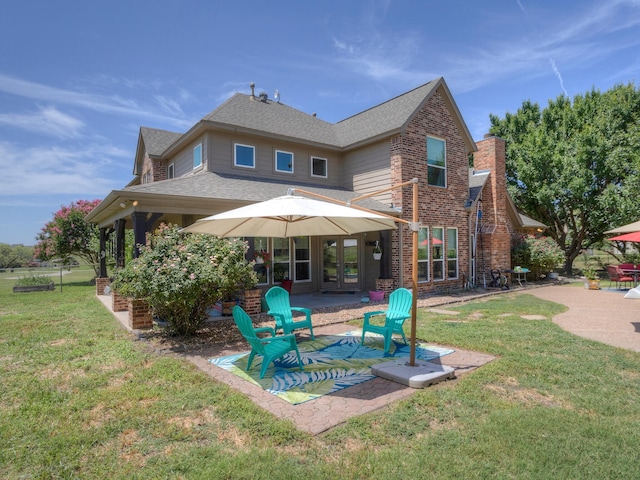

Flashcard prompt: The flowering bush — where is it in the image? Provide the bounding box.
[112,224,258,336]
[35,199,102,277]
[511,235,564,278]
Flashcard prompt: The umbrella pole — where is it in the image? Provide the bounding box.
[410,180,418,366]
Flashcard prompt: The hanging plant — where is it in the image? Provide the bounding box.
[373,241,382,260]
[254,250,272,268]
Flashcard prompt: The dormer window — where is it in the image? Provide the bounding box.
[168,163,175,179]
[427,136,446,187]
[275,150,294,173]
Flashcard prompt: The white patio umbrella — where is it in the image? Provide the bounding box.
[181,194,398,237]
[184,181,426,375]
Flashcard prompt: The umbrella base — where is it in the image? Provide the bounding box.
[371,360,455,388]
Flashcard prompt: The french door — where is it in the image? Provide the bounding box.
[320,237,360,291]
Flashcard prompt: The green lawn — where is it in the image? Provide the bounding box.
[1,271,639,479]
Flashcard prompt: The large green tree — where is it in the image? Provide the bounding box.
[0,243,34,269]
[34,199,102,277]
[490,83,640,273]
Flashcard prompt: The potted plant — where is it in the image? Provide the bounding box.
[583,264,601,290]
[372,241,382,261]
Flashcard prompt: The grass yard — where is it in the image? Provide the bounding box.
[1,271,640,479]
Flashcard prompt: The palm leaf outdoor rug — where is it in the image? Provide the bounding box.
[209,330,454,404]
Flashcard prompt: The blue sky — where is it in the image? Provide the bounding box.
[1,0,639,246]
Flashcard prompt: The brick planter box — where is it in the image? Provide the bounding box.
[128,298,153,329]
[112,291,129,312]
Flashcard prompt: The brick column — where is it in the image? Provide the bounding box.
[239,289,261,315]
[112,291,128,312]
[128,298,153,329]
[375,278,395,298]
[96,277,110,296]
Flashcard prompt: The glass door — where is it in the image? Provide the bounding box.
[321,237,359,291]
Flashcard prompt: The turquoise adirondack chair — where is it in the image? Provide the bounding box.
[361,288,412,353]
[265,286,315,339]
[232,305,303,379]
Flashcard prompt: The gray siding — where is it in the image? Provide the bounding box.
[343,140,392,204]
[205,132,343,187]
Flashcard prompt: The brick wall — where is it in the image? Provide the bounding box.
[391,88,470,294]
[474,135,512,272]
[142,153,167,183]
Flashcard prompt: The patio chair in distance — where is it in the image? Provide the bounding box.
[361,287,412,353]
[265,286,315,339]
[232,305,303,379]
[606,265,634,290]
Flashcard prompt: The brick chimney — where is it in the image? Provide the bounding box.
[474,134,511,271]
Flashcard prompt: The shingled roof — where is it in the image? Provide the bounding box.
[139,127,182,157]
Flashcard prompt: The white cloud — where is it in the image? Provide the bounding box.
[0,74,194,130]
[0,106,85,138]
[0,141,129,198]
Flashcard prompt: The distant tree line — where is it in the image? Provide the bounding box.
[0,243,35,269]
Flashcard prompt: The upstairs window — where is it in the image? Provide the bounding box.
[193,144,202,169]
[168,163,175,179]
[427,136,446,187]
[275,150,294,173]
[311,156,328,178]
[234,143,255,168]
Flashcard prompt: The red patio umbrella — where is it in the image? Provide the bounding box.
[608,231,640,242]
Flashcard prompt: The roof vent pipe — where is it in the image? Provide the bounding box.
[249,82,255,100]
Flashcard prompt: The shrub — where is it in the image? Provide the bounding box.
[112,224,258,336]
[512,235,564,279]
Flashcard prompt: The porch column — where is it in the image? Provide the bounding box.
[115,219,126,268]
[132,211,163,258]
[380,230,392,279]
[99,227,108,278]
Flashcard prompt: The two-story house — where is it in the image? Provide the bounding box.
[87,77,539,297]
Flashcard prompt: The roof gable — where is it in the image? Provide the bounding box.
[133,127,182,175]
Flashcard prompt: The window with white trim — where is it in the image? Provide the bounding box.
[168,163,175,179]
[418,227,430,282]
[427,136,446,187]
[193,144,202,169]
[234,143,255,168]
[311,156,327,178]
[275,150,294,173]
[432,227,444,281]
[272,237,290,283]
[293,236,311,282]
[447,228,458,279]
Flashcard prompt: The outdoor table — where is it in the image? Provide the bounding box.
[512,267,530,287]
